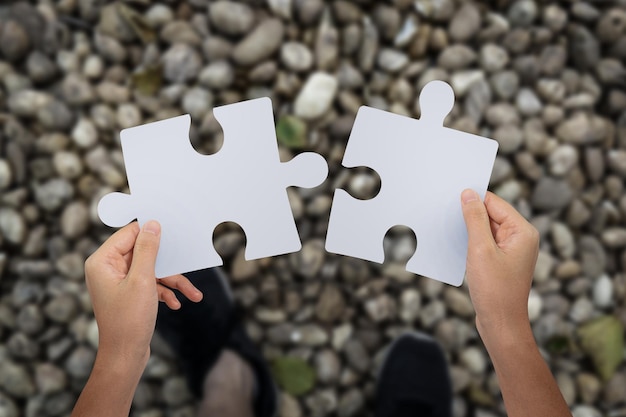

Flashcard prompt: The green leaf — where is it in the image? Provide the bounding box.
[132,66,163,95]
[276,116,307,149]
[271,357,315,396]
[545,335,571,355]
[577,315,625,381]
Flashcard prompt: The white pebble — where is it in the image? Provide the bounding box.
[592,274,613,308]
[527,289,542,322]
[294,72,338,120]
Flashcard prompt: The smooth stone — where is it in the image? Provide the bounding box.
[443,288,474,318]
[232,19,284,66]
[516,88,542,116]
[315,284,346,323]
[490,70,519,100]
[162,376,192,406]
[576,372,601,404]
[208,1,255,36]
[460,346,487,375]
[337,388,364,417]
[35,363,67,394]
[420,300,445,328]
[292,324,328,346]
[281,42,313,72]
[44,294,78,324]
[551,222,576,258]
[162,43,202,83]
[579,236,606,278]
[182,87,213,120]
[569,297,594,323]
[314,349,340,384]
[480,44,509,72]
[0,391,18,417]
[438,45,476,70]
[344,339,370,373]
[70,118,96,148]
[60,202,90,239]
[0,208,26,244]
[279,392,302,417]
[448,3,481,41]
[294,72,338,120]
[53,151,83,179]
[592,274,613,308]
[399,288,421,323]
[377,48,408,73]
[531,178,573,210]
[527,289,542,322]
[0,360,35,398]
[364,293,397,322]
[549,145,578,176]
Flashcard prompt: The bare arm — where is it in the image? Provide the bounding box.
[461,190,571,417]
[71,222,202,417]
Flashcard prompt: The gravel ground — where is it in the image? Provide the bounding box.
[0,0,625,416]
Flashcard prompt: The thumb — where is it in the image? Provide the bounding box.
[128,220,161,280]
[461,189,494,250]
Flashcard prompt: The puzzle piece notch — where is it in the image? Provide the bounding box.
[98,97,328,278]
[326,80,498,287]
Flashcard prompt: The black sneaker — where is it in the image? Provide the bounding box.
[375,332,452,417]
[155,268,277,417]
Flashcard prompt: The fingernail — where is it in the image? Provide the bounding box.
[143,220,160,235]
[461,189,479,204]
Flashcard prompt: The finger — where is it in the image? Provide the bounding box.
[159,274,203,302]
[128,220,161,280]
[483,192,529,226]
[158,285,181,310]
[461,189,496,250]
[97,222,140,258]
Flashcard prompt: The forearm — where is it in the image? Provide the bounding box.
[479,322,571,417]
[71,350,149,417]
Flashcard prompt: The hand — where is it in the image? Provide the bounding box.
[84,221,203,362]
[461,190,539,342]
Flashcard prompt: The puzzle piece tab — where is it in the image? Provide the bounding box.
[98,97,328,278]
[325,81,498,286]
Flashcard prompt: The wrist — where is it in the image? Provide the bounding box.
[94,346,150,379]
[476,315,535,353]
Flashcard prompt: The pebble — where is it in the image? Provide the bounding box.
[551,222,576,258]
[527,289,542,322]
[314,349,340,383]
[162,43,202,83]
[292,325,328,346]
[377,48,408,73]
[577,372,601,404]
[337,388,364,417]
[444,288,475,318]
[182,87,213,120]
[572,405,602,417]
[294,72,338,120]
[0,391,18,417]
[516,88,542,116]
[364,294,397,322]
[601,227,626,248]
[480,44,509,72]
[531,177,573,210]
[35,363,67,394]
[233,19,284,66]
[315,284,345,323]
[280,392,302,417]
[45,294,79,324]
[459,346,487,375]
[448,3,481,42]
[281,42,313,73]
[569,297,594,323]
[0,360,35,398]
[344,339,370,373]
[209,1,255,36]
[592,274,613,308]
[0,208,26,245]
[162,376,192,407]
[60,202,90,239]
[438,45,477,70]
[399,288,421,323]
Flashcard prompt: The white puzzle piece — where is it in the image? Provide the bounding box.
[325,80,499,286]
[98,97,328,278]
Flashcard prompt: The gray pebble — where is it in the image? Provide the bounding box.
[44,294,79,324]
[315,284,345,323]
[531,177,573,210]
[60,202,90,239]
[0,391,18,417]
[281,42,313,73]
[162,376,192,406]
[34,178,74,212]
[315,349,340,384]
[162,43,202,83]
[209,1,255,36]
[199,61,234,90]
[508,0,538,27]
[0,208,26,245]
[0,360,35,398]
[65,345,96,379]
[16,304,44,336]
[438,45,476,71]
[344,339,370,373]
[448,3,481,42]
[35,363,67,394]
[480,44,509,72]
[233,19,284,66]
[337,388,364,417]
